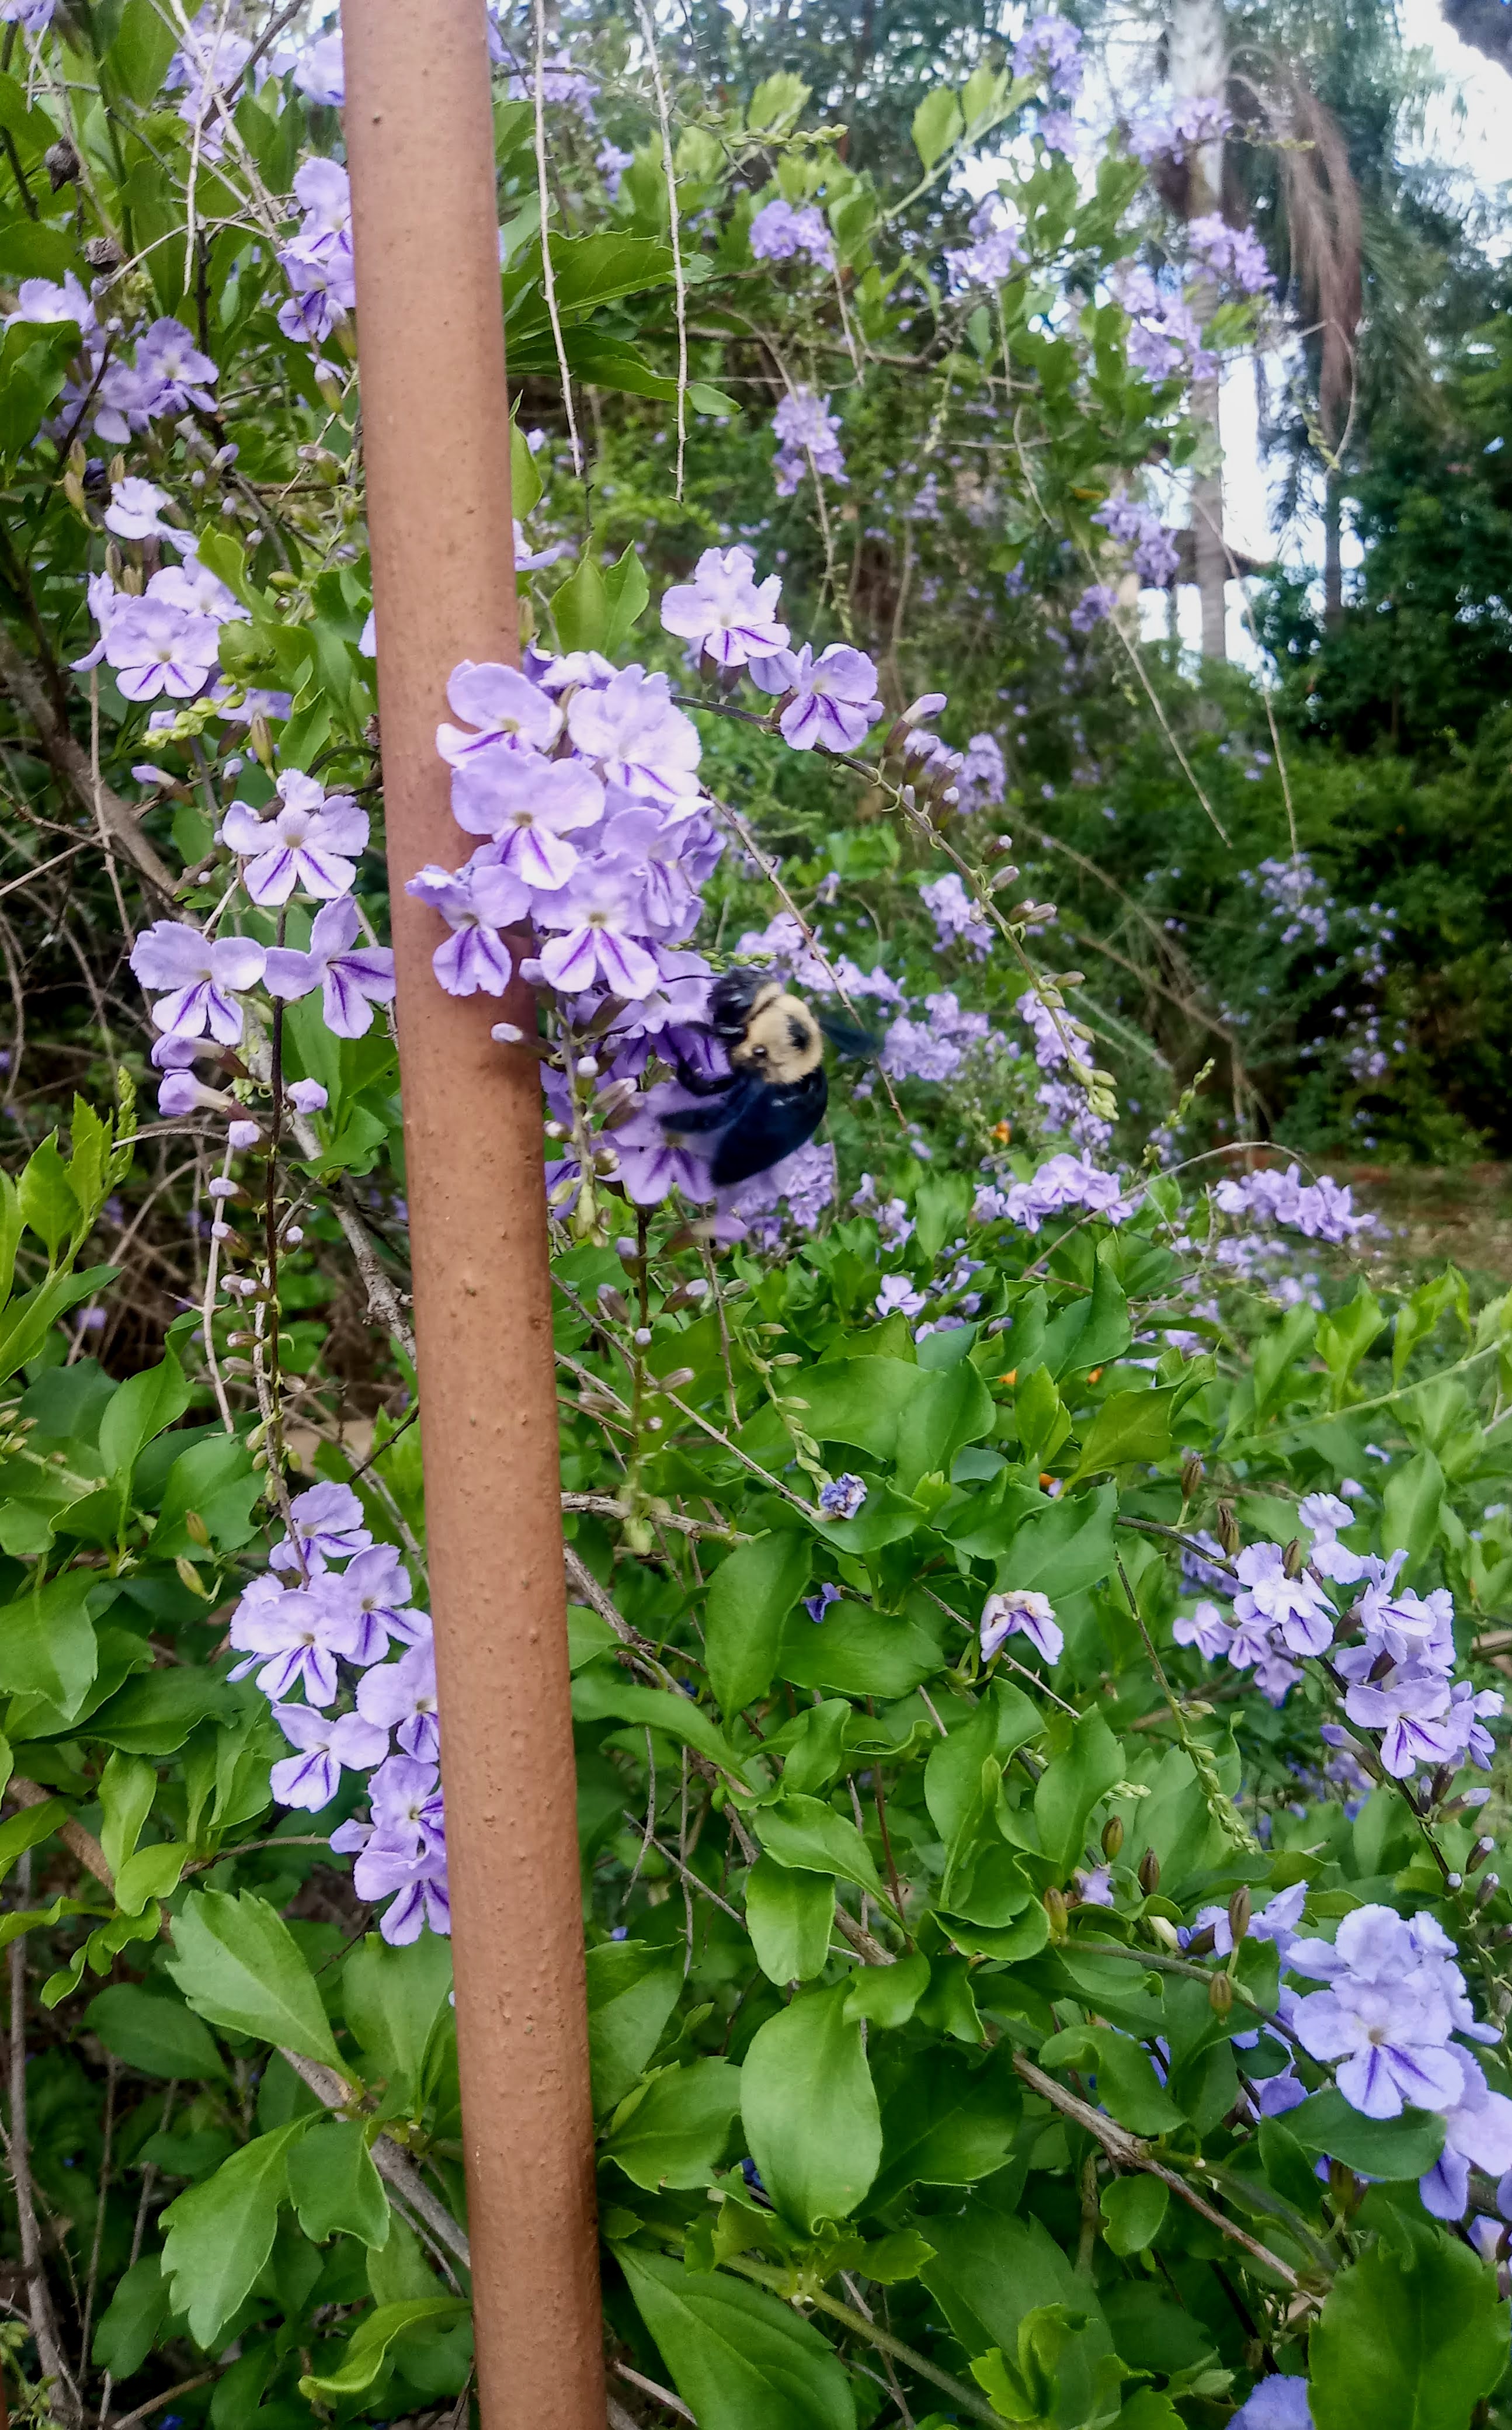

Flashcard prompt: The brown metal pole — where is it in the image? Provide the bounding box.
[340,8,606,2425]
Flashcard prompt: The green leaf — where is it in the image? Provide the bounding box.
[510,415,543,518]
[88,1667,228,1754]
[166,1890,344,2070]
[585,1939,683,2112]
[774,1597,944,1700]
[1038,2025,1184,2136]
[300,2297,469,2399]
[86,1984,228,2082]
[706,1531,812,1714]
[92,2254,170,2379]
[0,1571,98,1719]
[114,1842,187,1917]
[619,2247,855,2430]
[912,86,964,168]
[1100,2175,1168,2255]
[0,1796,69,1886]
[159,2123,308,2347]
[741,1983,881,2230]
[97,1749,154,1881]
[747,72,811,134]
[0,1263,119,1386]
[602,2058,743,2189]
[1070,1387,1176,1480]
[152,1435,261,1558]
[894,1360,995,1494]
[873,2050,1021,2205]
[787,1357,924,1458]
[107,0,179,104]
[1033,1708,1124,1873]
[98,1353,190,1494]
[342,1931,454,2095]
[551,551,609,653]
[754,1794,884,1899]
[922,2205,1115,2429]
[287,2119,391,2248]
[994,1484,1118,1601]
[1310,2217,1507,2430]
[601,544,650,655]
[1383,1450,1446,1577]
[745,1856,835,1984]
[16,1133,79,1262]
[570,1671,753,1782]
[1288,2090,1445,2182]
[843,1950,930,2029]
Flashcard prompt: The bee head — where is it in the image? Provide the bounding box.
[731,989,823,1084]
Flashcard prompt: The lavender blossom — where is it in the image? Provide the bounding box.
[270,1703,389,1809]
[227,1575,364,1708]
[981,1588,1063,1665]
[131,921,266,1044]
[450,749,604,887]
[920,872,992,958]
[263,897,397,1038]
[1187,213,1273,296]
[220,772,368,905]
[660,546,789,668]
[750,199,835,270]
[565,665,703,800]
[268,1481,372,1575]
[1289,1905,1467,2119]
[749,643,882,752]
[819,1474,867,1520]
[356,1638,440,1763]
[406,860,529,997]
[102,596,221,702]
[771,390,847,497]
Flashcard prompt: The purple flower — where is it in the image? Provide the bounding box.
[406,860,529,997]
[104,596,221,700]
[750,199,835,269]
[1187,213,1274,296]
[220,770,367,905]
[920,872,993,957]
[293,29,344,104]
[269,1480,371,1575]
[565,665,703,801]
[981,1588,1063,1666]
[288,1079,327,1114]
[1232,1542,1336,1658]
[1229,2383,1313,2430]
[270,1702,390,1810]
[771,388,846,496]
[819,1474,867,1520]
[148,554,247,625]
[0,3,57,32]
[436,659,562,765]
[660,546,789,668]
[946,203,1027,289]
[1070,584,1117,634]
[133,317,218,416]
[1418,2047,1512,2220]
[1093,496,1180,589]
[875,1274,926,1319]
[1289,1905,1464,2119]
[804,1582,843,1624]
[1013,12,1083,96]
[356,1639,440,1762]
[263,897,396,1038]
[334,1544,427,1664]
[131,921,266,1043]
[1173,1599,1232,1660]
[750,643,882,753]
[228,1119,261,1149]
[227,1575,364,1707]
[450,748,604,888]
[103,477,187,546]
[958,733,1006,813]
[1003,1154,1132,1234]
[533,861,661,998]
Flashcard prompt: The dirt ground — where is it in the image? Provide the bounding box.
[1339,1164,1512,1290]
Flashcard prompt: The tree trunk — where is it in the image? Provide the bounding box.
[1169,0,1228,661]
[1323,470,1343,627]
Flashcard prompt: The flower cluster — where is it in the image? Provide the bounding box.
[881,990,1003,1084]
[227,1484,447,1946]
[945,200,1026,290]
[1093,494,1180,588]
[1212,1162,1374,1245]
[771,388,847,496]
[1127,94,1233,165]
[75,529,245,704]
[974,1152,1132,1234]
[277,157,356,349]
[920,872,993,959]
[1112,265,1215,384]
[1014,988,1110,1153]
[1069,582,1117,634]
[1289,1906,1512,2214]
[955,732,1006,814]
[750,199,835,270]
[1187,213,1273,296]
[1012,12,1083,96]
[7,279,218,447]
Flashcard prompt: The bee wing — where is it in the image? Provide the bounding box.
[816,1011,879,1061]
[709,1075,826,1186]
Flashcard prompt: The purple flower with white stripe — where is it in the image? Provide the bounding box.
[227,1575,364,1708]
[131,921,266,1044]
[103,596,221,700]
[268,1480,371,1575]
[436,659,562,765]
[1418,2047,1512,2220]
[660,545,789,668]
[1289,1905,1465,2120]
[269,1703,390,1810]
[406,859,530,996]
[356,1638,440,1763]
[748,642,882,753]
[450,748,604,887]
[263,896,397,1038]
[220,771,368,905]
[981,1588,1063,1665]
[565,664,703,801]
[332,1544,429,1665]
[534,860,661,997]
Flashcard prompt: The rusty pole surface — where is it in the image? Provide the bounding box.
[341,6,606,2423]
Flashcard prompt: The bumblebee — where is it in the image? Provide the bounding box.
[662,967,868,1187]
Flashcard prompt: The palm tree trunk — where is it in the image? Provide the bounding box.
[1169,0,1228,661]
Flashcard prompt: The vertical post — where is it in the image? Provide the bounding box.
[340,8,606,2426]
[1170,0,1229,661]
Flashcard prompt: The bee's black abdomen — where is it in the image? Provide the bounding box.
[707,1068,827,1186]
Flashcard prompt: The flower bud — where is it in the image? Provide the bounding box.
[1179,1451,1204,1501]
[1227,1886,1252,1944]
[1208,1971,1233,2018]
[1138,1848,1160,1896]
[1101,1814,1124,1860]
[492,1022,525,1045]
[175,1556,210,1598]
[1470,1837,1496,1873]
[1283,1537,1305,1578]
[1186,1924,1218,1957]
[1043,1886,1068,1940]
[1147,1914,1180,1950]
[989,863,1022,890]
[249,713,273,768]
[184,1509,211,1549]
[659,1367,696,1392]
[1478,1872,1500,1908]
[1215,1500,1240,1558]
[596,1285,631,1324]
